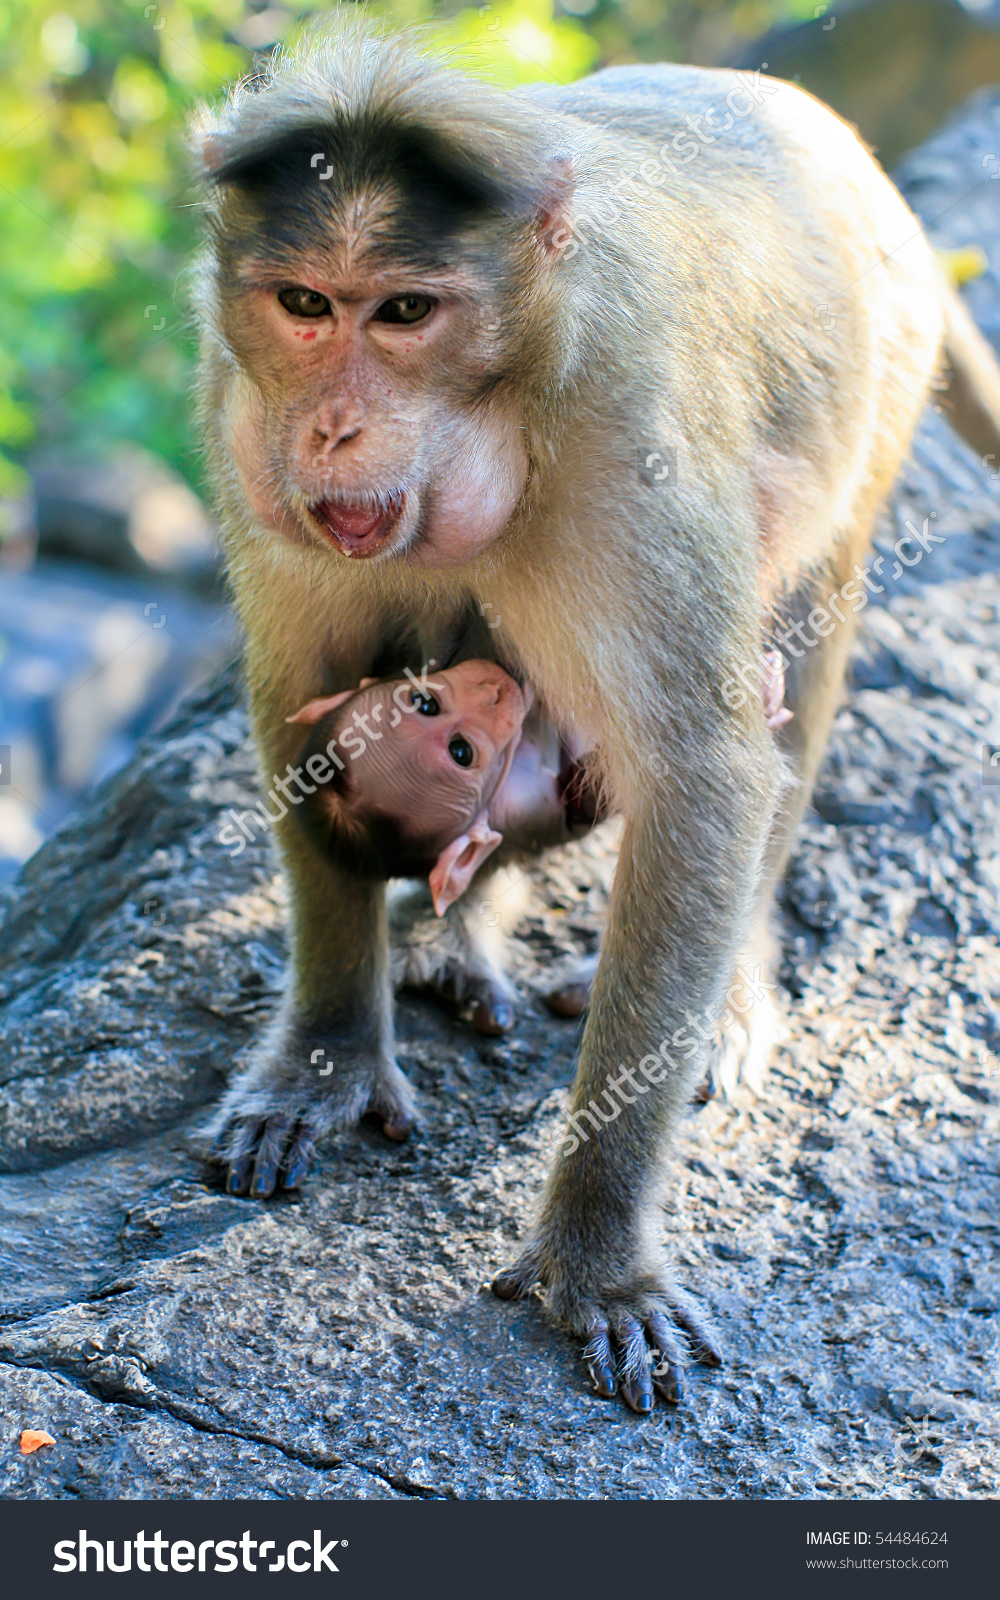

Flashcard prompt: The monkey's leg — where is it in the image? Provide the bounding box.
[207,815,415,1195]
[714,552,871,1096]
[390,866,530,1035]
[492,728,778,1411]
[205,639,415,1196]
[547,950,718,1102]
[767,572,865,876]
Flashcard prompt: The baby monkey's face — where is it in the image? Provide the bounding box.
[288,659,531,913]
[380,659,530,819]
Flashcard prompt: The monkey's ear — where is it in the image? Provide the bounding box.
[429,811,503,917]
[286,689,356,726]
[535,156,575,259]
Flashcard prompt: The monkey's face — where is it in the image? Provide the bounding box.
[225,259,528,566]
[292,659,529,910]
[316,659,530,837]
[208,138,546,569]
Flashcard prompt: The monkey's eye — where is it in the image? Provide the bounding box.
[373,295,433,325]
[448,736,475,768]
[411,690,440,715]
[278,286,332,319]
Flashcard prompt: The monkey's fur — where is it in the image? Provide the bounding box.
[192,15,1000,1411]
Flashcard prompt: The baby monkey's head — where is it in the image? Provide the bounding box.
[289,660,530,914]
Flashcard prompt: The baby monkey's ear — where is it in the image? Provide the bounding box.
[286,690,356,726]
[429,811,503,917]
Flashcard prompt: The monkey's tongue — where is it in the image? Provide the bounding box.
[311,498,401,553]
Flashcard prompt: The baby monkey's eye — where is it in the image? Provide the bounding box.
[278,286,332,318]
[411,690,440,715]
[448,736,475,768]
[373,295,433,325]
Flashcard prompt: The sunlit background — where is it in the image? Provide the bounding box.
[3,0,1000,879]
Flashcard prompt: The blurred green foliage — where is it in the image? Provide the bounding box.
[0,0,815,515]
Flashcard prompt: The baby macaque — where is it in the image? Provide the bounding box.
[287,651,792,913]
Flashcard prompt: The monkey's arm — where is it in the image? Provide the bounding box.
[205,598,415,1197]
[490,562,783,1409]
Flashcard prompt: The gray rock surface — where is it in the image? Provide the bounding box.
[0,562,234,883]
[3,96,1000,1501]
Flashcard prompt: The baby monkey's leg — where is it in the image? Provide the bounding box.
[391,867,531,1035]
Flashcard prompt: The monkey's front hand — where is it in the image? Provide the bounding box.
[204,1022,416,1198]
[491,1180,721,1414]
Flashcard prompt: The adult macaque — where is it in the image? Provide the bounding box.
[193,16,1000,1412]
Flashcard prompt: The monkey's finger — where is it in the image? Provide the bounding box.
[646,1312,685,1405]
[249,1115,293,1198]
[544,983,590,1019]
[583,1320,617,1399]
[281,1123,317,1190]
[226,1120,265,1196]
[207,1123,234,1162]
[472,998,514,1036]
[613,1315,653,1414]
[670,1297,723,1367]
[491,1246,544,1301]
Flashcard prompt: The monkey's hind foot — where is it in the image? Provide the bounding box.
[492,1252,721,1415]
[544,952,599,1019]
[390,882,520,1035]
[714,984,783,1099]
[202,1046,416,1198]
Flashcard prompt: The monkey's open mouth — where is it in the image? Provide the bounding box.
[309,494,405,557]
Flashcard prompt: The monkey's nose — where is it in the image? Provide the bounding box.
[313,420,362,452]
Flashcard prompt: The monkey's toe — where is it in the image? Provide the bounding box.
[367,1059,417,1142]
[490,1244,546,1301]
[280,1124,317,1189]
[670,1294,723,1368]
[578,1293,721,1412]
[691,1065,716,1105]
[544,982,590,1019]
[613,1315,655,1413]
[249,1114,292,1197]
[646,1311,686,1403]
[582,1321,618,1398]
[221,1118,263,1195]
[472,997,514,1035]
[545,953,599,1019]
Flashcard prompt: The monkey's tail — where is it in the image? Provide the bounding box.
[938,278,1000,462]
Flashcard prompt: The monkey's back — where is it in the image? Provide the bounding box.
[524,64,944,572]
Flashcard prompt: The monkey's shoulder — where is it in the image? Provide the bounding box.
[522,64,874,180]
